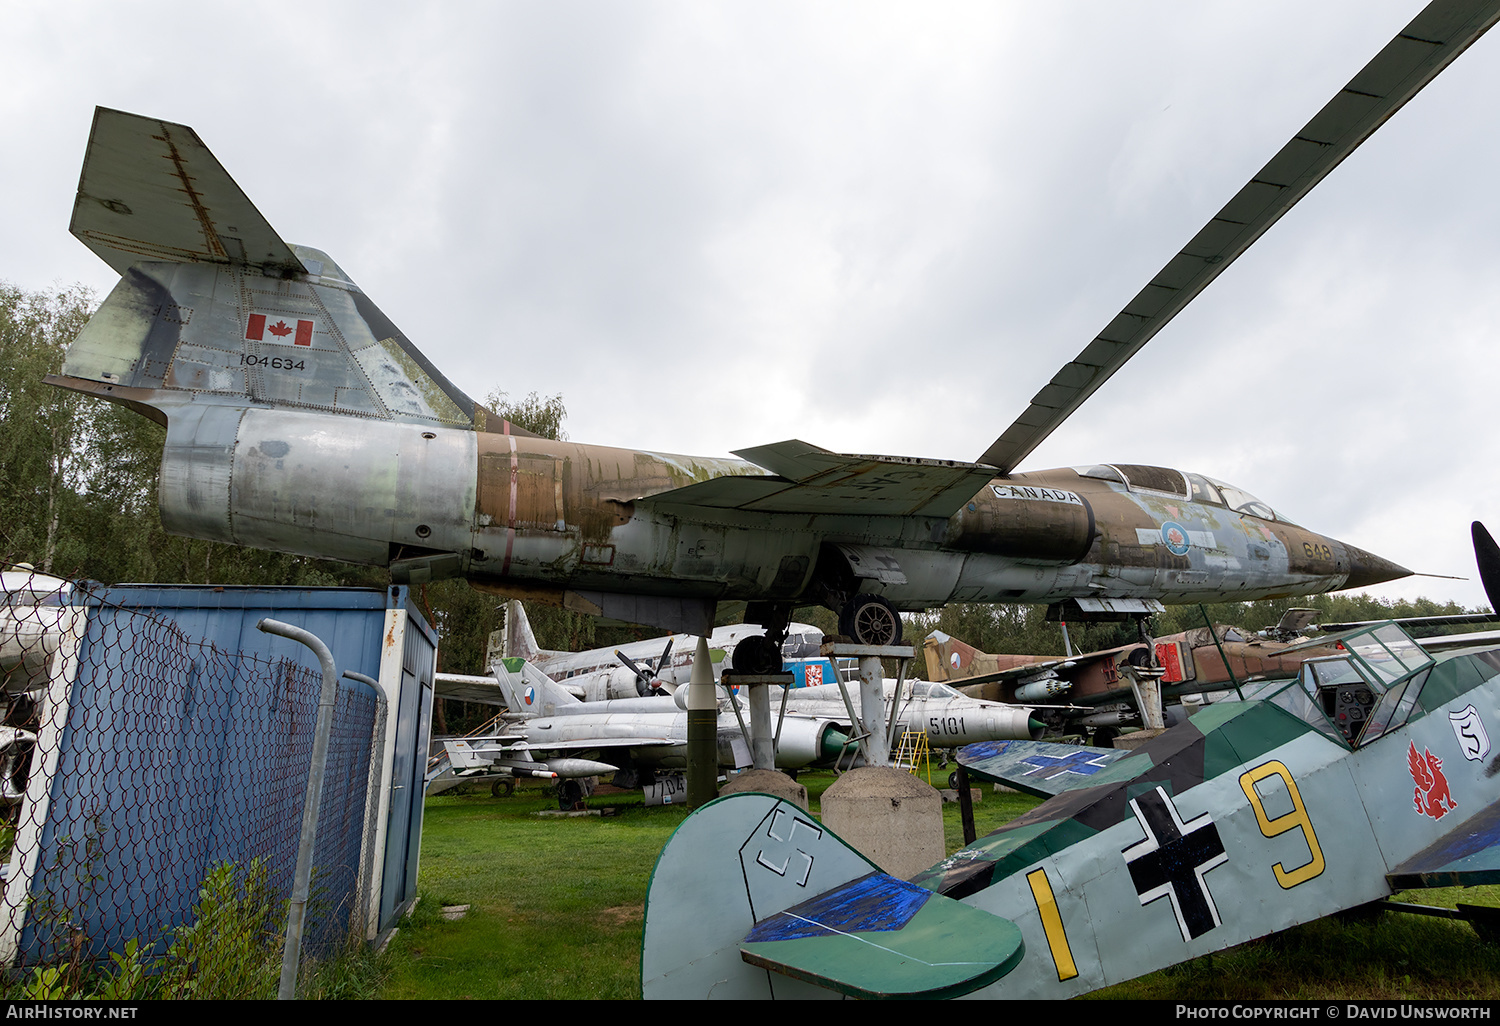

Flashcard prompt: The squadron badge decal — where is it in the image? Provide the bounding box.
[1408,742,1457,820]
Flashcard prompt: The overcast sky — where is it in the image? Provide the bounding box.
[6,1,1499,610]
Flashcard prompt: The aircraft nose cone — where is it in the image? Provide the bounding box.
[1341,542,1412,590]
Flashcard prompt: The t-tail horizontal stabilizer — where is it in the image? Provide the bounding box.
[53,107,483,433]
[640,792,1024,1000]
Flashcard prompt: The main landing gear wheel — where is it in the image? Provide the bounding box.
[491,778,515,798]
[839,595,903,646]
[735,634,784,675]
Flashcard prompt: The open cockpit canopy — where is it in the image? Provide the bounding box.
[1262,623,1434,748]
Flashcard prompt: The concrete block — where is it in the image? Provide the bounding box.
[719,768,809,811]
[820,766,945,880]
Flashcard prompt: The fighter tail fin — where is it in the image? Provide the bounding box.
[642,792,1024,999]
[490,657,581,718]
[51,107,494,433]
[922,629,983,681]
[503,601,544,662]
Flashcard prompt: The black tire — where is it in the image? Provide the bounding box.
[735,634,783,675]
[839,595,903,646]
[948,770,960,790]
[557,778,585,810]
[491,778,515,798]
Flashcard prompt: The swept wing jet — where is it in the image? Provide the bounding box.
[47,0,1491,666]
[442,657,857,789]
[925,523,1500,735]
[924,623,1338,736]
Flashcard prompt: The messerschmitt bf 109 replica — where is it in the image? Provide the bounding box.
[48,1,1489,670]
[637,522,1500,999]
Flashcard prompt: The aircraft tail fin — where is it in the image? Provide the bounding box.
[642,792,1024,999]
[490,657,580,718]
[922,629,981,682]
[50,107,495,434]
[503,601,544,662]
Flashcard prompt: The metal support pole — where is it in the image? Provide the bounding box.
[957,762,977,845]
[747,683,772,769]
[1199,604,1245,700]
[342,670,387,944]
[686,636,717,808]
[858,655,887,766]
[257,618,341,1002]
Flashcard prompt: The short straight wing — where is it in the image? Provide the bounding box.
[980,0,1500,474]
[639,439,999,518]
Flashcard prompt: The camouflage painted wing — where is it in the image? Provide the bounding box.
[957,738,1135,798]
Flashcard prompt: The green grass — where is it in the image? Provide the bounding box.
[1093,889,1500,1001]
[380,769,1032,999]
[381,773,1500,1000]
[380,784,691,999]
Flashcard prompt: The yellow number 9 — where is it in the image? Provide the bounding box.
[1238,760,1326,888]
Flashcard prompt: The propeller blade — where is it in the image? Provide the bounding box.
[655,639,674,679]
[616,650,650,682]
[1473,522,1500,614]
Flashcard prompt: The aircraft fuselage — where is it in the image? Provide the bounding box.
[89,395,1398,634]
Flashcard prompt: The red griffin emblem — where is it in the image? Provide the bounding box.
[1408,741,1457,820]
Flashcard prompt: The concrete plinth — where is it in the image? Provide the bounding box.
[1112,728,1166,751]
[819,766,945,880]
[719,768,809,812]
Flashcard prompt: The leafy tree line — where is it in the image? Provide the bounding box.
[902,592,1492,677]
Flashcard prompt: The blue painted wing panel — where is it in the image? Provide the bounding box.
[958,738,1131,797]
[1387,800,1500,888]
[739,871,1025,999]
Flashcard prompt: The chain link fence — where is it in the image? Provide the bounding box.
[0,563,382,979]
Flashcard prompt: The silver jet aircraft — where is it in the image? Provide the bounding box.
[770,678,1045,752]
[443,658,858,796]
[45,68,1427,670]
[498,601,829,698]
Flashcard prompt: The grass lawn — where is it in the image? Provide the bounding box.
[379,770,1500,1000]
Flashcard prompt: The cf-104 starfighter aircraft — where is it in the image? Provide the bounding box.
[46,0,1492,668]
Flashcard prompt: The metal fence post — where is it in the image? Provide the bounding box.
[257,618,340,1001]
[341,670,388,944]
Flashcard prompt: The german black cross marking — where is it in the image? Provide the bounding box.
[1121,786,1228,942]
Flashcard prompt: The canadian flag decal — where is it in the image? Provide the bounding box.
[246,313,314,346]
